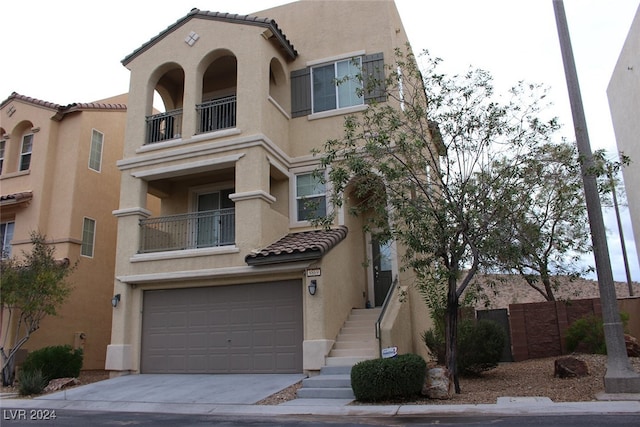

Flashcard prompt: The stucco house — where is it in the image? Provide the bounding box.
[106,0,431,377]
[0,92,127,370]
[608,4,640,273]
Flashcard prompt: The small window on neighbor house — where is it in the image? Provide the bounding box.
[312,57,363,113]
[296,173,326,221]
[19,134,33,171]
[89,130,104,172]
[81,217,96,257]
[1,221,15,258]
[0,139,5,174]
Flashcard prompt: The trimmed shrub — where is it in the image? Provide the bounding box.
[18,369,47,396]
[21,345,83,382]
[422,318,506,376]
[351,353,426,402]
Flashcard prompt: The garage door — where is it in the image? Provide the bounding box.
[141,280,303,374]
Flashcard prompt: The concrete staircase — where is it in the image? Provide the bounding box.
[296,308,380,400]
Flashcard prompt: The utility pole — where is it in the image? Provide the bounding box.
[553,0,640,393]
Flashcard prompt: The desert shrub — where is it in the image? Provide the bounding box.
[457,319,505,375]
[17,369,47,396]
[422,318,506,376]
[351,353,426,402]
[21,345,83,382]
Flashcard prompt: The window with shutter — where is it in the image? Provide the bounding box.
[290,52,385,118]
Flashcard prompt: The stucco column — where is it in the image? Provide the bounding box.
[181,71,201,139]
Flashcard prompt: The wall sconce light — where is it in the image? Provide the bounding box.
[308,280,317,296]
[111,294,121,308]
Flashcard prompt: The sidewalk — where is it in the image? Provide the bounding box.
[2,392,639,417]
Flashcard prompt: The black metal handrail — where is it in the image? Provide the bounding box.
[139,208,235,253]
[196,95,236,133]
[146,109,183,144]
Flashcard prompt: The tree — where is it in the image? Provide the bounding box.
[317,49,560,392]
[487,141,592,301]
[0,232,75,386]
[592,149,634,296]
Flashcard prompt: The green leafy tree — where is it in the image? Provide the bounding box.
[487,142,592,301]
[317,49,560,393]
[0,232,76,386]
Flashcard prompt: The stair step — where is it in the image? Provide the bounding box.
[336,334,375,342]
[325,356,373,366]
[297,387,355,399]
[329,348,377,357]
[340,326,374,335]
[302,374,351,388]
[332,340,377,350]
[320,365,352,375]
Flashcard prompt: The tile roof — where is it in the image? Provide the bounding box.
[245,226,348,266]
[0,92,126,121]
[0,191,33,206]
[122,8,298,65]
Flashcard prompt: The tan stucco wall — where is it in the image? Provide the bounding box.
[608,4,640,271]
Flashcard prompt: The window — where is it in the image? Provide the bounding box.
[296,173,326,221]
[19,134,33,171]
[1,222,15,258]
[0,139,5,174]
[291,52,386,118]
[89,130,104,172]
[81,217,96,257]
[312,57,363,113]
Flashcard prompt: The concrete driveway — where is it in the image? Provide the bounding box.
[35,374,305,405]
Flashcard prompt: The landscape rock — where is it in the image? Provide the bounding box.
[554,356,589,378]
[422,366,454,399]
[43,377,79,393]
[625,334,640,357]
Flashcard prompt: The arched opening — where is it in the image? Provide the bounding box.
[146,64,185,144]
[269,57,288,110]
[198,52,237,134]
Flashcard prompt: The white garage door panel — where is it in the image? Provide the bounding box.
[141,280,303,373]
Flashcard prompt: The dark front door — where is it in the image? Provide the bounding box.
[372,238,393,307]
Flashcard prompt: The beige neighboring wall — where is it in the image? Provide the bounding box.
[0,93,126,370]
[608,4,640,271]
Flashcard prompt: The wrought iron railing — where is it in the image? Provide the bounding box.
[146,109,183,144]
[197,95,236,133]
[139,208,235,253]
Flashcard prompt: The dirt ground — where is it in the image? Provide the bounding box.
[258,354,640,405]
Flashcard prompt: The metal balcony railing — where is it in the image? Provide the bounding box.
[197,95,236,134]
[139,208,235,253]
[146,109,183,144]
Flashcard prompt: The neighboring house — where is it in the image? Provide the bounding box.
[608,4,640,273]
[106,0,431,376]
[0,92,126,370]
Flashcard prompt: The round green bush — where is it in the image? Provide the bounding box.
[21,345,83,382]
[351,353,426,402]
[565,315,606,354]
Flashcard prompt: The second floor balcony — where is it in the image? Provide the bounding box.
[145,95,237,145]
[139,208,235,253]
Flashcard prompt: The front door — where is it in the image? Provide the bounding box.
[372,238,393,307]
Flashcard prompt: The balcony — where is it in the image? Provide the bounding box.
[197,95,236,134]
[146,109,183,144]
[139,208,235,253]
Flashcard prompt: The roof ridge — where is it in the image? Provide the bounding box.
[121,8,297,66]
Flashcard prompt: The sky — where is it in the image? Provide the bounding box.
[2,0,639,283]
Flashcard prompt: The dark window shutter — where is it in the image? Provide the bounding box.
[291,68,311,118]
[363,52,386,103]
